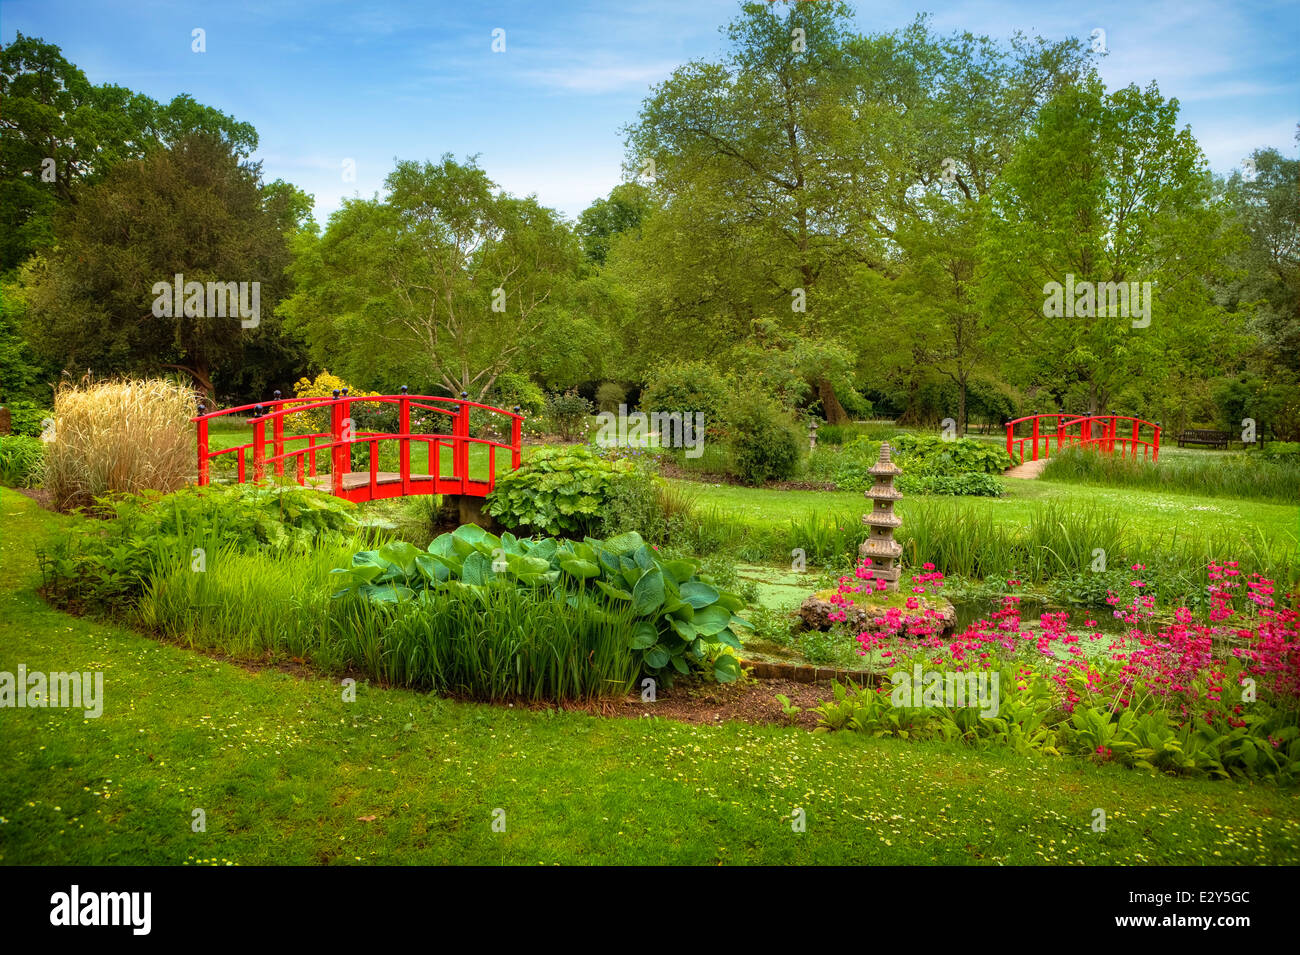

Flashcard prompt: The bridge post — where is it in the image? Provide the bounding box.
[455,392,470,492]
[511,406,522,470]
[330,389,344,496]
[1030,413,1040,461]
[1153,422,1161,462]
[399,385,411,495]
[272,390,284,477]
[1005,420,1014,463]
[252,404,265,484]
[196,401,209,486]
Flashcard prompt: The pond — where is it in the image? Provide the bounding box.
[733,561,1145,669]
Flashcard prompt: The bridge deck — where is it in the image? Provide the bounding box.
[304,471,438,491]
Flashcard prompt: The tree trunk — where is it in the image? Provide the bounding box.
[956,376,968,436]
[818,379,850,425]
[162,363,215,405]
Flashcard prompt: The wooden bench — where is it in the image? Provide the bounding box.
[1177,429,1231,449]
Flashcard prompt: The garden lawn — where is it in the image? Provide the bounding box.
[677,476,1300,547]
[2,487,1298,865]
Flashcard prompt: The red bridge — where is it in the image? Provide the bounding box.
[1005,413,1161,465]
[194,389,523,503]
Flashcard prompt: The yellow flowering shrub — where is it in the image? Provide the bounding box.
[290,371,377,433]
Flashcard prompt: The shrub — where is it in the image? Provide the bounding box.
[43,378,194,512]
[595,381,628,413]
[0,399,52,437]
[330,525,749,684]
[1262,442,1300,461]
[491,371,545,417]
[639,361,730,430]
[0,434,43,487]
[837,388,874,421]
[896,472,1004,497]
[725,390,803,485]
[291,370,377,433]
[600,466,663,539]
[890,433,1011,476]
[831,436,885,490]
[544,389,594,441]
[484,445,635,537]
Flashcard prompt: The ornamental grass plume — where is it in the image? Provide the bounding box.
[43,377,196,512]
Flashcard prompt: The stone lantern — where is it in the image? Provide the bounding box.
[860,442,903,591]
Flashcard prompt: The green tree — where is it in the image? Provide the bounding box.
[281,155,582,400]
[576,182,650,266]
[0,33,257,273]
[618,3,1092,419]
[21,134,296,402]
[984,79,1235,416]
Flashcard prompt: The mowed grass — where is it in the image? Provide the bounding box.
[676,476,1300,547]
[2,488,1299,865]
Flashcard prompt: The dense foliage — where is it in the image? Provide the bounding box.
[896,472,1004,497]
[543,390,594,441]
[0,433,43,487]
[40,484,360,613]
[330,525,749,683]
[484,445,634,536]
[813,563,1300,781]
[725,390,803,485]
[890,433,1012,476]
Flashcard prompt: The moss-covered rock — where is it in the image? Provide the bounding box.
[797,591,956,638]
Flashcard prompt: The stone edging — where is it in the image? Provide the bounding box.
[740,658,885,687]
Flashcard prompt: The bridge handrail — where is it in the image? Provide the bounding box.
[193,392,525,500]
[193,394,524,425]
[259,432,518,467]
[1005,413,1162,465]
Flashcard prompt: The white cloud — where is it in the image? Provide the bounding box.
[520,59,679,94]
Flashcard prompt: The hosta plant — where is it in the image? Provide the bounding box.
[331,525,750,682]
[483,445,636,537]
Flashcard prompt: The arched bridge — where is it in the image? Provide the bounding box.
[1005,413,1162,466]
[194,389,523,503]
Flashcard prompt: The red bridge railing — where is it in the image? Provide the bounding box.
[1005,413,1161,466]
[193,389,523,503]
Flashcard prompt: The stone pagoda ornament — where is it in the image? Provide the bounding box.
[859,443,903,591]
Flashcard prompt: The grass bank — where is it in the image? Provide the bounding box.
[2,488,1299,864]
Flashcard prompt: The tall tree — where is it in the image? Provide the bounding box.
[984,79,1234,416]
[0,33,257,272]
[619,3,1092,416]
[281,156,582,400]
[21,134,296,402]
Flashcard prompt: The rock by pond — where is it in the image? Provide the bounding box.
[797,589,957,638]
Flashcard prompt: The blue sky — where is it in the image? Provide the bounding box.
[2,0,1296,225]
